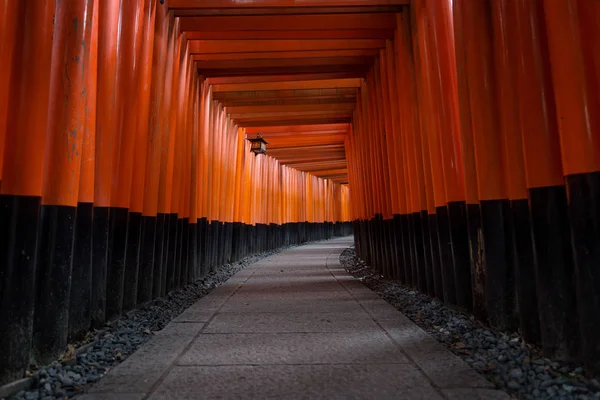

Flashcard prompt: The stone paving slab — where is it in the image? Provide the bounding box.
[82,237,510,399]
[149,364,442,400]
[203,311,380,333]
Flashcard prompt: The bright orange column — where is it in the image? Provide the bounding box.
[34,0,95,363]
[544,0,600,374]
[0,0,56,383]
[410,4,441,297]
[512,0,578,361]
[456,0,515,329]
[490,0,540,343]
[0,0,19,189]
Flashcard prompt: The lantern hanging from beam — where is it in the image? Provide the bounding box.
[248,134,268,156]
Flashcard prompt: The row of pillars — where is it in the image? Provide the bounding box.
[347,0,600,376]
[0,0,352,385]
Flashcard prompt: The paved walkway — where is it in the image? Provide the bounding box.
[81,237,509,400]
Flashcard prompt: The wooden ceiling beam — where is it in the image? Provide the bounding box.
[242,118,350,127]
[219,97,356,108]
[189,39,385,54]
[179,14,396,31]
[185,30,394,40]
[198,65,369,77]
[227,104,354,114]
[206,73,361,85]
[196,57,372,70]
[246,124,349,133]
[213,79,362,92]
[213,87,358,99]
[170,0,408,8]
[192,49,378,61]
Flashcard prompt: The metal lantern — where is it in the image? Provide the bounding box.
[248,134,268,156]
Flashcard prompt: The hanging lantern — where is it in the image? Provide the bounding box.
[248,134,268,156]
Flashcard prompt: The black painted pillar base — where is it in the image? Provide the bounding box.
[0,195,41,384]
[209,221,219,271]
[179,218,189,288]
[529,185,579,361]
[466,203,487,322]
[198,218,210,277]
[418,210,432,296]
[392,214,407,283]
[218,221,227,266]
[436,206,456,305]
[164,213,178,296]
[169,216,183,291]
[566,172,600,374]
[230,222,241,262]
[510,199,540,345]
[69,202,93,341]
[106,207,129,321]
[448,201,473,312]
[123,212,142,312]
[386,219,396,280]
[91,206,109,328]
[138,215,157,305]
[188,221,198,283]
[33,204,77,364]
[406,213,418,287]
[480,199,516,330]
[225,222,234,264]
[426,212,442,298]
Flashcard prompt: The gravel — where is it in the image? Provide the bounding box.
[7,247,290,400]
[340,247,600,400]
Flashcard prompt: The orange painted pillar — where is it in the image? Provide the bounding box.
[407,7,438,295]
[33,0,95,363]
[147,7,173,297]
[544,0,600,373]
[512,0,579,361]
[105,0,146,321]
[148,7,170,294]
[127,0,156,310]
[490,0,540,343]
[413,1,449,298]
[69,0,99,341]
[0,0,19,191]
[455,0,516,328]
[452,0,486,321]
[382,41,409,283]
[0,0,56,383]
[373,59,394,278]
[91,0,121,328]
[394,12,425,290]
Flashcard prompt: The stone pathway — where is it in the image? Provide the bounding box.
[80,237,510,400]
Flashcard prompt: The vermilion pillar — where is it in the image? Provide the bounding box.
[413,0,454,300]
[426,0,472,311]
[124,0,156,312]
[395,11,431,292]
[512,0,579,361]
[544,0,600,373]
[105,0,146,321]
[69,0,99,341]
[455,0,514,329]
[33,0,95,363]
[0,0,56,384]
[491,0,540,344]
[452,0,485,321]
[92,0,121,328]
[0,0,18,192]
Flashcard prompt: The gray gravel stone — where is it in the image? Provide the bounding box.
[9,246,292,400]
[507,381,521,390]
[340,247,600,400]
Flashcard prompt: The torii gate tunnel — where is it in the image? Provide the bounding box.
[1,0,599,386]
